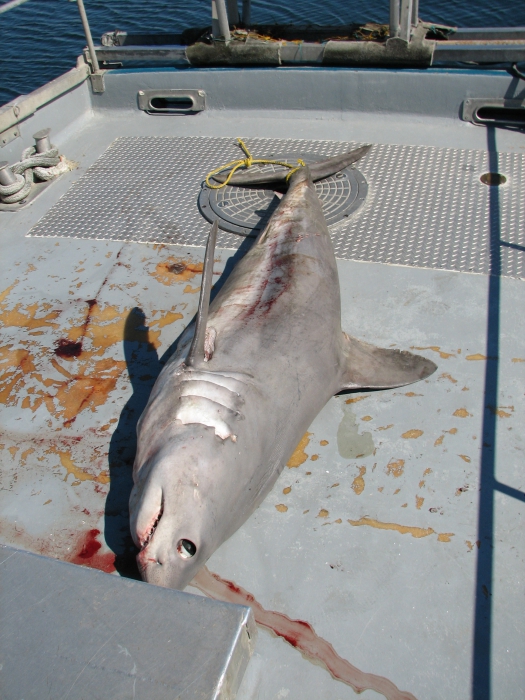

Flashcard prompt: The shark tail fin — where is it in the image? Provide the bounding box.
[211,145,372,187]
[186,220,218,367]
[339,333,437,391]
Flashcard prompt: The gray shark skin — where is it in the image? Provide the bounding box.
[130,153,437,590]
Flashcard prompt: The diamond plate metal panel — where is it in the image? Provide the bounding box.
[27,136,525,278]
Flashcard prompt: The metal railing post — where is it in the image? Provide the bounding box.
[242,0,251,26]
[411,0,419,27]
[399,0,413,42]
[226,0,239,26]
[75,0,105,92]
[389,0,400,38]
[211,0,231,41]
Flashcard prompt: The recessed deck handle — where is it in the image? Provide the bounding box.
[138,89,206,114]
[462,98,525,127]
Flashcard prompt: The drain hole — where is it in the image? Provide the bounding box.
[475,106,525,126]
[150,96,194,112]
[177,539,197,558]
[480,172,507,186]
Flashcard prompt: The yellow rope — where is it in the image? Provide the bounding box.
[205,138,306,189]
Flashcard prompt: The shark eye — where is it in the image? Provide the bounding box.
[177,539,197,559]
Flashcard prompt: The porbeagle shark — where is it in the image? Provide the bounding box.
[130,146,437,590]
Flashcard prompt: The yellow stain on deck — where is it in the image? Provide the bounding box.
[440,373,457,384]
[283,486,291,495]
[453,408,472,418]
[401,429,423,439]
[511,358,525,363]
[416,496,425,510]
[317,509,329,518]
[48,447,109,484]
[385,458,405,478]
[466,353,487,361]
[287,432,312,468]
[351,467,366,495]
[348,516,454,542]
[275,504,288,513]
[459,454,471,463]
[411,346,455,359]
[320,440,329,446]
[345,395,368,404]
[183,284,201,294]
[377,424,394,431]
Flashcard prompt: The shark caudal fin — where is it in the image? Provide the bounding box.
[339,333,437,391]
[211,145,372,187]
[186,220,218,367]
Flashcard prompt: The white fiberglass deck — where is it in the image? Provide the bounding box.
[0,65,524,699]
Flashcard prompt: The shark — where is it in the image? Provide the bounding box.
[129,145,437,590]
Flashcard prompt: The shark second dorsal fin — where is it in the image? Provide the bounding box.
[211,145,372,187]
[339,333,437,391]
[186,220,218,367]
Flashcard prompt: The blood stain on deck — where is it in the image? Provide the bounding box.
[69,528,115,573]
[191,566,418,700]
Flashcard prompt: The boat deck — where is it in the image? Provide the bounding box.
[0,66,524,699]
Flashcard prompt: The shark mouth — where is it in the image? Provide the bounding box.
[138,502,164,552]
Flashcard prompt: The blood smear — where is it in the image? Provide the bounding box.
[192,566,417,700]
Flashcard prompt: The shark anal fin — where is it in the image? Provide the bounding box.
[340,332,437,391]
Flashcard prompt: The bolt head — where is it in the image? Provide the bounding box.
[198,90,205,97]
[138,90,145,96]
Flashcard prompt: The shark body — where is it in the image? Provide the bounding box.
[130,148,437,589]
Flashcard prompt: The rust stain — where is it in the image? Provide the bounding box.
[437,533,454,543]
[466,353,487,361]
[411,345,455,359]
[440,373,457,384]
[458,454,471,463]
[466,540,480,551]
[377,424,394,431]
[393,488,401,495]
[511,358,525,363]
[378,486,384,492]
[423,468,432,476]
[310,454,319,461]
[153,258,204,286]
[320,440,329,446]
[287,432,312,468]
[404,392,423,397]
[345,395,369,404]
[275,504,288,513]
[419,480,425,489]
[191,567,418,700]
[416,496,424,510]
[385,459,405,478]
[453,408,472,418]
[318,509,329,518]
[401,503,408,508]
[43,499,52,505]
[401,429,423,439]
[8,446,19,458]
[348,517,434,539]
[334,518,342,524]
[283,486,292,495]
[149,309,184,329]
[351,467,366,495]
[361,415,372,422]
[456,486,469,496]
[449,428,458,434]
[331,483,340,488]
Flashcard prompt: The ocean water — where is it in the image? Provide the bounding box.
[0,0,523,106]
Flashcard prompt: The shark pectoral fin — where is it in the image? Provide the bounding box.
[339,332,437,391]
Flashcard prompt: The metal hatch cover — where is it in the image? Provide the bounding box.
[198,152,368,236]
[26,135,525,278]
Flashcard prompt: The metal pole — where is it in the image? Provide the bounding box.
[75,0,100,73]
[399,0,412,42]
[226,0,239,25]
[0,0,31,15]
[411,0,419,27]
[212,0,231,41]
[389,0,400,38]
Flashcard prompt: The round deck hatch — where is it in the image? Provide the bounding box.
[198,152,368,236]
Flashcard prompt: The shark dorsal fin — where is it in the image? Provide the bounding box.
[339,333,437,391]
[186,220,218,367]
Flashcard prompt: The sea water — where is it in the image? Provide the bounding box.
[0,0,523,106]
